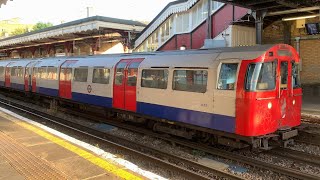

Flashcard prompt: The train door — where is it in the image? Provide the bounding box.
[59,60,77,99]
[5,62,13,87]
[113,58,144,111]
[278,57,292,129]
[25,61,37,91]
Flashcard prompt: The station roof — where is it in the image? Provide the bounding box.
[0,16,146,50]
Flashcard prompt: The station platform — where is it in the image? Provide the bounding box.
[0,109,149,180]
[302,96,320,118]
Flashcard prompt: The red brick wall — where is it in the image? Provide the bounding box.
[159,36,177,51]
[177,34,191,49]
[191,22,207,49]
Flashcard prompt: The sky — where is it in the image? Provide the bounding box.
[0,0,176,25]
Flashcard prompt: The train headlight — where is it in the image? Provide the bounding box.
[268,102,272,109]
[293,100,295,105]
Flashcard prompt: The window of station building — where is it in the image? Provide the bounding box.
[292,62,301,88]
[245,61,277,91]
[173,70,207,93]
[211,1,224,13]
[176,13,189,33]
[141,69,168,89]
[217,63,238,90]
[191,0,208,29]
[92,68,110,84]
[47,67,57,80]
[73,67,88,82]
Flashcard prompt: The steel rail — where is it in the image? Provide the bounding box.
[0,98,243,180]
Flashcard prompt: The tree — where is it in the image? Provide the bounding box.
[10,28,27,36]
[32,22,53,31]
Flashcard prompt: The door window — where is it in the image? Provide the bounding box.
[292,62,301,88]
[115,62,127,85]
[127,62,140,86]
[280,62,288,89]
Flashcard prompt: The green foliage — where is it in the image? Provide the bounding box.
[32,22,53,31]
[10,28,27,36]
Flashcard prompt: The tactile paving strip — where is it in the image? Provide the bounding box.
[0,130,68,180]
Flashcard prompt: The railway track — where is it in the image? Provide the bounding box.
[0,98,244,180]
[268,148,320,167]
[1,94,320,180]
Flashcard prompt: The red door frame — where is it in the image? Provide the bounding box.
[59,60,77,99]
[24,61,34,91]
[5,62,13,88]
[113,58,144,111]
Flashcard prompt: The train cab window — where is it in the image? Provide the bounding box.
[280,62,288,89]
[173,70,207,93]
[92,68,110,84]
[141,69,168,89]
[74,67,88,82]
[292,62,301,88]
[245,61,277,91]
[47,67,57,80]
[217,63,238,90]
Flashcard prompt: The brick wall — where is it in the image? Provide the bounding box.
[262,18,320,96]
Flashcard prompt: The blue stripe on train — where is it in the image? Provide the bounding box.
[11,83,24,90]
[38,87,59,97]
[137,102,235,133]
[72,92,112,108]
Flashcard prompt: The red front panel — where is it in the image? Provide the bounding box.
[236,44,301,136]
[5,67,10,88]
[59,60,77,99]
[113,58,143,112]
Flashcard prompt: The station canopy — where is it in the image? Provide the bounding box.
[215,0,320,26]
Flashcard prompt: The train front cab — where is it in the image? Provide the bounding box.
[236,44,302,149]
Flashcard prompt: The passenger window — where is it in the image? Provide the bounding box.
[17,67,24,77]
[115,62,127,85]
[74,68,88,82]
[47,67,57,80]
[37,67,46,79]
[217,63,238,90]
[127,62,140,86]
[292,62,301,89]
[92,68,110,84]
[141,69,168,89]
[280,62,288,89]
[173,70,207,93]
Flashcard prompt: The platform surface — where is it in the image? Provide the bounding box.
[0,110,144,180]
[302,96,320,116]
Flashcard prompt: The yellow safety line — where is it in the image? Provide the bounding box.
[8,118,142,180]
